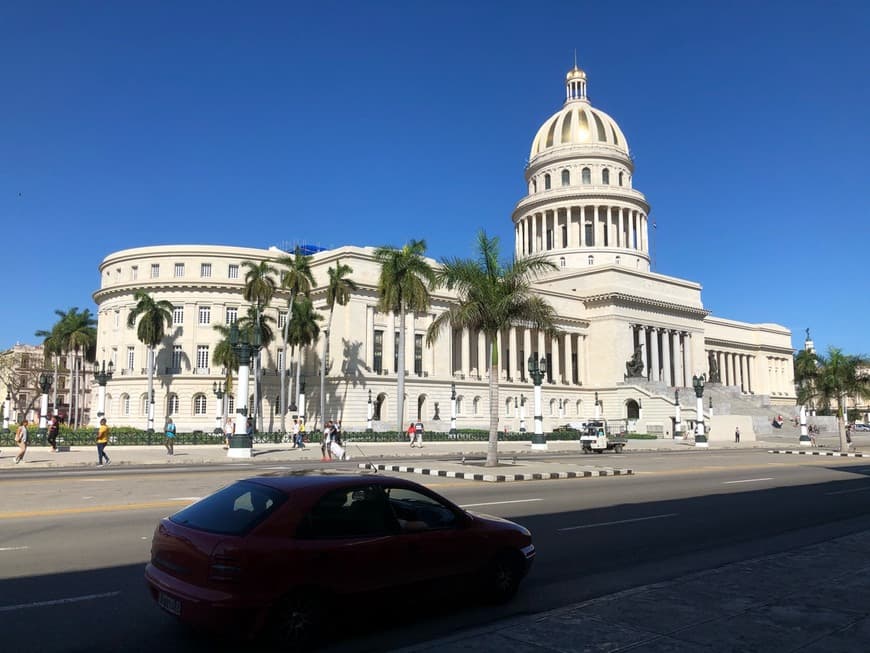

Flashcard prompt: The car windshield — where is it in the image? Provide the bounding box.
[170,480,286,535]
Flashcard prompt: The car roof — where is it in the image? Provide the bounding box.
[245,473,421,494]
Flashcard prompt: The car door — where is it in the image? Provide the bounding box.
[385,486,479,585]
[292,484,403,595]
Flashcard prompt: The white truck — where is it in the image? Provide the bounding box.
[577,419,628,454]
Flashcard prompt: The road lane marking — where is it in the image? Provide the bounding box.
[0,591,121,612]
[167,496,202,501]
[0,499,196,520]
[460,499,542,508]
[558,513,678,532]
[723,478,774,484]
[0,546,29,552]
[826,486,870,496]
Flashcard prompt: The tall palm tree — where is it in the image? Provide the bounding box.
[427,231,558,467]
[320,262,358,424]
[275,248,315,431]
[287,296,322,423]
[373,240,436,433]
[794,348,820,412]
[35,312,68,415]
[804,347,870,451]
[127,292,173,432]
[242,260,278,430]
[212,324,240,422]
[48,307,97,428]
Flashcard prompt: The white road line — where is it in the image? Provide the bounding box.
[0,591,121,612]
[826,486,870,496]
[558,513,678,532]
[0,546,29,552]
[460,499,543,508]
[723,478,774,484]
[167,497,202,501]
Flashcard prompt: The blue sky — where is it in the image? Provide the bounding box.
[2,1,868,357]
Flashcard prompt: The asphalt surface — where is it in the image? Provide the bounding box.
[2,431,869,652]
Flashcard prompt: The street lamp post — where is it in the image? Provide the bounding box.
[558,398,564,419]
[212,381,226,434]
[693,374,708,448]
[674,389,683,440]
[366,389,373,433]
[449,383,457,437]
[92,361,113,422]
[227,321,260,458]
[2,392,10,433]
[799,404,811,446]
[594,391,601,420]
[528,355,547,451]
[38,372,53,444]
[519,394,526,433]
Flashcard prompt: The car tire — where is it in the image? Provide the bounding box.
[270,590,326,649]
[482,551,524,604]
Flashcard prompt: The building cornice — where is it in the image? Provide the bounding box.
[582,291,710,319]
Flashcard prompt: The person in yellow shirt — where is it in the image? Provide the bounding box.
[96,418,111,466]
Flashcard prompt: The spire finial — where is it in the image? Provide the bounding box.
[574,49,578,69]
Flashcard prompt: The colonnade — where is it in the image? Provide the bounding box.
[707,350,754,393]
[631,324,693,387]
[515,204,647,257]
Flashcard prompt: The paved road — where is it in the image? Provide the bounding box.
[1,446,869,651]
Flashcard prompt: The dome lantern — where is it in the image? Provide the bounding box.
[565,64,587,103]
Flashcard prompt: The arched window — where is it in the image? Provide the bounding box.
[602,168,610,185]
[193,394,207,415]
[559,257,566,268]
[575,399,583,415]
[121,393,131,416]
[168,394,179,415]
[615,255,621,265]
[561,169,570,186]
[549,398,557,416]
[618,171,624,186]
[473,396,481,415]
[581,167,591,184]
[544,173,551,190]
[505,398,513,417]
[456,396,463,415]
[531,179,537,193]
[140,393,148,415]
[588,255,594,265]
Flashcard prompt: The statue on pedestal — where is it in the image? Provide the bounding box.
[625,345,644,378]
[708,351,720,383]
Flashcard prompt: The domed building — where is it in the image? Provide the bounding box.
[91,66,795,439]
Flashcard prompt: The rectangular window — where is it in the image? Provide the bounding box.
[196,345,209,371]
[585,222,594,247]
[394,331,400,375]
[200,263,212,278]
[277,349,285,371]
[131,266,138,281]
[127,346,135,371]
[198,306,211,325]
[228,264,239,279]
[174,263,185,278]
[173,306,184,325]
[171,345,183,372]
[414,334,423,375]
[225,307,237,324]
[373,329,383,374]
[114,311,120,328]
[278,311,287,329]
[151,263,160,278]
[519,349,525,382]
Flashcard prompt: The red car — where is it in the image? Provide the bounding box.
[145,473,534,645]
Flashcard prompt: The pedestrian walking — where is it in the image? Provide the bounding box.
[223,416,234,450]
[290,418,300,448]
[734,426,740,443]
[47,414,59,452]
[164,418,176,455]
[13,418,28,464]
[96,418,111,466]
[412,421,424,448]
[406,421,415,447]
[322,420,333,461]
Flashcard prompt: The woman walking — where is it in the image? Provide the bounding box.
[96,417,111,466]
[13,418,28,464]
[164,418,176,455]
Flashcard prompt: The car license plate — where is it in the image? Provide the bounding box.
[158,591,181,616]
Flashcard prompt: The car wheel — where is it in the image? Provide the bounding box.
[483,551,524,603]
[270,590,325,648]
[614,444,624,453]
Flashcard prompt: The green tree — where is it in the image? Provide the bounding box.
[275,248,315,431]
[320,261,358,424]
[794,348,820,410]
[242,260,278,430]
[287,296,322,423]
[126,292,173,432]
[35,310,69,414]
[374,239,436,433]
[45,307,97,428]
[805,347,870,451]
[427,231,558,467]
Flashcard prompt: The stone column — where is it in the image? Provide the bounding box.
[565,333,574,385]
[509,325,519,380]
[579,206,586,247]
[461,327,471,378]
[661,329,672,386]
[552,334,562,384]
[496,329,505,379]
[386,312,396,374]
[650,327,660,382]
[478,330,487,378]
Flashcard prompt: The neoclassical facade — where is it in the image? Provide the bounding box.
[91,65,795,434]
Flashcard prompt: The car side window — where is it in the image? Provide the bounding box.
[297,485,395,538]
[387,488,458,532]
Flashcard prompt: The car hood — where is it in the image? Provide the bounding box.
[466,510,531,536]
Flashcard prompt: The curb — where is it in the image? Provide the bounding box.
[768,449,866,458]
[356,462,633,482]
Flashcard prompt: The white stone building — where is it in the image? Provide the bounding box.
[91,66,795,436]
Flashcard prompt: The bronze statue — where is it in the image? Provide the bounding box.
[708,351,720,383]
[625,345,644,378]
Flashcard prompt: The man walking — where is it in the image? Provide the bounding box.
[13,418,28,464]
[47,413,59,453]
[734,426,740,443]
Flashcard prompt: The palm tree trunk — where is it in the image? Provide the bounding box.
[320,309,334,429]
[396,307,406,434]
[279,292,297,433]
[147,347,155,432]
[52,354,59,414]
[839,394,848,451]
[295,347,302,419]
[486,335,499,467]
